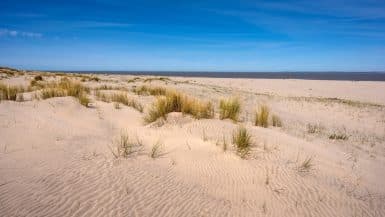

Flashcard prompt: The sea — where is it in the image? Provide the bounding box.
[50,71,385,81]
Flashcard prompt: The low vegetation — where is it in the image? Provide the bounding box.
[219,97,241,121]
[0,83,28,101]
[150,140,164,158]
[271,114,282,127]
[144,90,214,123]
[232,126,252,158]
[254,105,270,128]
[329,132,349,140]
[297,156,314,173]
[109,131,143,158]
[37,78,91,107]
[133,85,167,96]
[95,91,143,112]
[307,123,324,134]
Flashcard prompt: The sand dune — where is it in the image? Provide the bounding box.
[1,71,385,216]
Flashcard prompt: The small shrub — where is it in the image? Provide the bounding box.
[34,75,43,81]
[254,105,270,128]
[89,76,100,82]
[219,97,241,121]
[232,126,252,158]
[271,114,282,127]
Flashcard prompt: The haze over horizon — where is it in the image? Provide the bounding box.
[1,0,385,72]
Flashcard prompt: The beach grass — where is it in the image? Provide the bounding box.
[219,97,241,121]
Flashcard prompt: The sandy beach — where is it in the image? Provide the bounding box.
[1,68,385,217]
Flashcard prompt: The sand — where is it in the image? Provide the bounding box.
[1,71,385,217]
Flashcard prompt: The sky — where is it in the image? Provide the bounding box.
[0,0,385,71]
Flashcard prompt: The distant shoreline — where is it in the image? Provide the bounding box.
[46,71,385,81]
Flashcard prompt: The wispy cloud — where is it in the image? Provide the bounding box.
[0,29,42,38]
[0,29,43,38]
[73,21,133,28]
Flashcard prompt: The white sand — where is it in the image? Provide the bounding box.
[1,72,385,217]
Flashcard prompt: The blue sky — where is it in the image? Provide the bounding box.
[0,0,385,71]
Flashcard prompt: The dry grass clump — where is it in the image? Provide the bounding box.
[329,132,349,140]
[0,83,27,101]
[111,93,143,112]
[40,88,66,99]
[144,90,213,123]
[297,156,314,173]
[37,78,91,107]
[219,97,241,121]
[271,114,282,127]
[109,131,143,158]
[254,105,270,128]
[95,91,143,112]
[232,126,252,158]
[306,123,324,134]
[143,77,170,83]
[133,85,167,96]
[150,140,164,158]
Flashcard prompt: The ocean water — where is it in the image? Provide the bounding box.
[52,71,385,81]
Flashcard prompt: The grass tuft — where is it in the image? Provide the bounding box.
[109,131,143,158]
[329,132,349,140]
[254,105,270,128]
[37,78,90,107]
[95,91,143,112]
[232,126,252,158]
[0,83,27,101]
[271,114,282,127]
[133,85,167,96]
[297,156,314,173]
[150,140,164,158]
[144,90,213,123]
[307,123,324,134]
[219,97,241,121]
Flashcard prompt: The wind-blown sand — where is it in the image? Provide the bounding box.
[1,71,385,217]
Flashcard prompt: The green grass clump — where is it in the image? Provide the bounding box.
[0,83,27,101]
[219,98,241,121]
[271,114,282,127]
[144,90,213,123]
[232,126,252,158]
[254,105,270,128]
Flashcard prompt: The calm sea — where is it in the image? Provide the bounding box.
[50,71,385,81]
